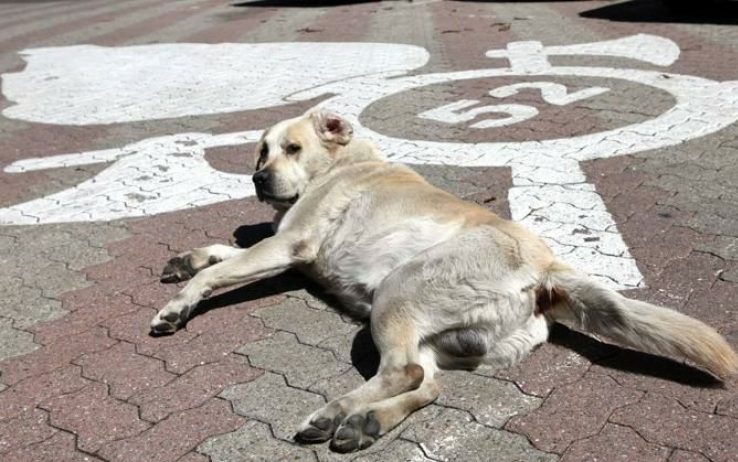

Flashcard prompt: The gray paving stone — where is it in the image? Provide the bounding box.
[402,407,557,462]
[0,318,39,362]
[199,420,317,462]
[309,368,367,401]
[697,236,738,261]
[236,331,350,389]
[220,371,325,441]
[0,277,66,329]
[0,383,6,393]
[352,439,431,462]
[436,370,542,428]
[253,298,357,346]
[720,268,738,283]
[317,325,366,365]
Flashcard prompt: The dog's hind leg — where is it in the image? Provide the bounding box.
[330,347,440,452]
[295,293,429,447]
[482,313,550,370]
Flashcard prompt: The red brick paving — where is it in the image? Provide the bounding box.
[611,393,738,462]
[42,382,151,453]
[561,423,670,462]
[506,373,644,453]
[0,409,57,455]
[130,355,261,423]
[74,342,176,401]
[96,399,244,462]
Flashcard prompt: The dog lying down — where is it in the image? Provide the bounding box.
[151,110,738,453]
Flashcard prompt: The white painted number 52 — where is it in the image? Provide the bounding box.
[419,82,609,129]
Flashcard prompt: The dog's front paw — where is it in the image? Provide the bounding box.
[330,411,381,453]
[150,309,183,335]
[160,254,197,283]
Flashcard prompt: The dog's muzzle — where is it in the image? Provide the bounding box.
[253,170,298,205]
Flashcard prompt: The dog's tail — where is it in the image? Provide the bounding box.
[540,267,738,379]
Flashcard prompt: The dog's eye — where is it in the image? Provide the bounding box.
[259,143,269,160]
[285,143,301,155]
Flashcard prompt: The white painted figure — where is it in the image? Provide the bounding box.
[2,35,738,290]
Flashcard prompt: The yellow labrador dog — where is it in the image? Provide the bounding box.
[151,110,738,452]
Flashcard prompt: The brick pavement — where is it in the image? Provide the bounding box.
[1,1,738,461]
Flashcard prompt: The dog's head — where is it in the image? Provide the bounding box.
[251,110,358,208]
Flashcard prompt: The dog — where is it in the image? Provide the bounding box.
[151,110,738,453]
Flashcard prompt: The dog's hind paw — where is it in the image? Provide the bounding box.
[330,412,380,453]
[295,414,344,444]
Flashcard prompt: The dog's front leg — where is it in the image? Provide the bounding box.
[151,233,313,334]
[160,244,247,283]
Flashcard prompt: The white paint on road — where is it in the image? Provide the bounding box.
[2,42,429,124]
[3,35,738,289]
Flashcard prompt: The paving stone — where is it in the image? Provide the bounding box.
[403,407,557,462]
[308,367,367,401]
[253,298,357,346]
[720,268,738,283]
[0,318,39,363]
[0,409,57,454]
[200,419,317,462]
[352,439,430,462]
[695,236,738,261]
[74,341,175,400]
[589,352,731,414]
[41,382,150,453]
[318,323,376,370]
[98,399,244,462]
[611,393,738,462]
[506,373,643,454]
[30,292,140,345]
[0,327,117,385]
[22,260,94,301]
[2,431,102,462]
[436,370,542,428]
[561,423,669,462]
[236,331,350,389]
[102,307,197,357]
[177,452,211,462]
[220,371,325,441]
[0,278,65,330]
[131,354,262,423]
[668,450,711,462]
[0,365,90,421]
[154,308,269,374]
[493,326,611,398]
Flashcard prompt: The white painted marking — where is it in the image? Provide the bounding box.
[2,35,737,290]
[488,82,609,106]
[0,131,262,224]
[2,43,429,124]
[418,100,539,129]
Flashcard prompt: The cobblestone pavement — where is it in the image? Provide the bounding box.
[1,1,738,461]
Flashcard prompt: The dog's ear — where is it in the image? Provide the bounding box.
[310,110,353,146]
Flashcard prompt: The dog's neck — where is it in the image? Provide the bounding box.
[335,138,384,163]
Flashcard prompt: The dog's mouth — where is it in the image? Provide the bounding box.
[258,190,299,206]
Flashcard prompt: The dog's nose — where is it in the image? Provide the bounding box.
[253,170,269,186]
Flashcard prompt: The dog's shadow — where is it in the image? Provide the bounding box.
[163,222,722,389]
[548,324,722,387]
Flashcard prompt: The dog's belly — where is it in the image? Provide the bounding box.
[307,217,461,315]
